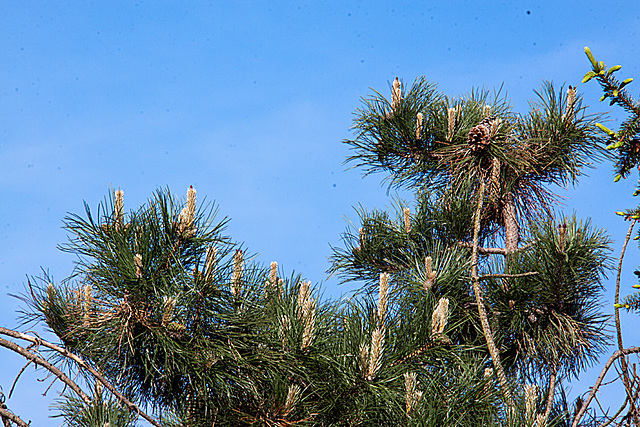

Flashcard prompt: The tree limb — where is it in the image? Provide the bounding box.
[0,328,164,427]
[478,271,539,281]
[0,405,29,427]
[458,240,537,256]
[0,336,91,405]
[470,179,514,407]
[614,219,640,426]
[572,346,640,427]
[542,369,557,421]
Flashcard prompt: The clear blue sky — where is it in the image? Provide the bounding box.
[1,2,639,425]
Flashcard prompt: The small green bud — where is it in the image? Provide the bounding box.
[614,303,629,309]
[632,284,640,288]
[607,139,625,150]
[615,211,626,216]
[620,78,634,89]
[607,65,622,76]
[582,71,596,83]
[596,123,615,136]
[584,46,598,68]
[615,174,622,182]
[613,89,619,97]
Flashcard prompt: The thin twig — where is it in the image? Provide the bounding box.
[478,271,539,281]
[0,327,164,427]
[614,219,640,426]
[598,394,629,427]
[8,359,33,399]
[572,346,640,427]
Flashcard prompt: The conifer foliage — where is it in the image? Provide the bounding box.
[0,71,624,426]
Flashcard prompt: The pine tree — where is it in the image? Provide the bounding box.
[0,73,618,426]
[330,76,611,425]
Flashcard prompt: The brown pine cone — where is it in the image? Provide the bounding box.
[468,124,490,151]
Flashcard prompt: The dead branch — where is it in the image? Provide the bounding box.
[0,405,29,427]
[0,327,164,427]
[572,346,640,427]
[0,335,91,405]
[614,219,640,426]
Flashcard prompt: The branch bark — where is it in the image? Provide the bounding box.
[614,219,640,426]
[542,369,557,421]
[0,405,29,427]
[471,179,514,407]
[0,335,92,405]
[572,346,640,427]
[0,327,164,427]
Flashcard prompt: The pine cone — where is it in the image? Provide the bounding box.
[468,117,494,152]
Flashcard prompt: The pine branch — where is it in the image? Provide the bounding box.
[478,271,539,282]
[470,178,514,407]
[542,369,557,421]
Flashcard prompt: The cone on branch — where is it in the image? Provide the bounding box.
[468,117,494,152]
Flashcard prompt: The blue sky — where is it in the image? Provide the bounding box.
[1,1,640,425]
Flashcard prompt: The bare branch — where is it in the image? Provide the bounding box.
[478,271,539,281]
[459,240,538,256]
[0,405,30,427]
[572,346,640,427]
[614,219,640,426]
[0,335,91,405]
[0,327,164,427]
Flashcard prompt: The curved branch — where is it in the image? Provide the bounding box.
[0,405,30,427]
[0,327,164,427]
[572,346,640,427]
[0,336,91,405]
